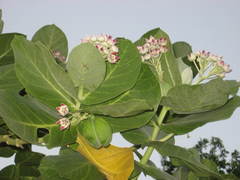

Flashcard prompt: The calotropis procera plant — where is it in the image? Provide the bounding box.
[0,10,240,180]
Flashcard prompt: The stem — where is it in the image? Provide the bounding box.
[0,135,28,148]
[132,107,169,180]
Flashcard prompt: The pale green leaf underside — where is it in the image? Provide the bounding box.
[67,43,106,93]
[12,36,77,109]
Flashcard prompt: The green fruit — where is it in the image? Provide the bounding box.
[78,116,112,149]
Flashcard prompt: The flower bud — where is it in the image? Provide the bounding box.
[56,104,69,116]
[56,118,70,130]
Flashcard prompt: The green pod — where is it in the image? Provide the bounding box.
[78,116,112,149]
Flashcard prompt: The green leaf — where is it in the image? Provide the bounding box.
[173,167,190,180]
[67,43,106,93]
[82,64,161,117]
[0,165,16,180]
[0,90,77,148]
[121,125,174,145]
[0,64,23,90]
[161,78,239,114]
[0,146,15,157]
[0,9,4,34]
[12,36,78,109]
[145,141,223,179]
[15,151,44,177]
[177,58,193,84]
[136,162,177,180]
[103,111,155,133]
[162,96,240,135]
[82,38,142,105]
[77,116,112,148]
[39,149,105,180]
[0,33,25,66]
[135,28,182,95]
[172,41,192,58]
[32,24,68,57]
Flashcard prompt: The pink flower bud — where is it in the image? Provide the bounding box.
[56,104,69,116]
[56,118,70,130]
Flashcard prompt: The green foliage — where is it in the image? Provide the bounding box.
[161,78,239,114]
[162,96,240,135]
[82,38,142,105]
[0,151,44,180]
[82,64,161,117]
[39,148,105,180]
[12,36,78,110]
[0,12,239,180]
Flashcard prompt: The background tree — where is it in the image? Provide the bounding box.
[161,137,240,178]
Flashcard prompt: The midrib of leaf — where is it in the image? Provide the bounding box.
[91,119,101,146]
[47,27,56,49]
[0,48,11,59]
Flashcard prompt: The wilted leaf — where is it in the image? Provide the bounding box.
[76,135,134,180]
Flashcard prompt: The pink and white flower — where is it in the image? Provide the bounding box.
[81,34,119,63]
[56,118,70,130]
[137,36,168,61]
[56,104,69,116]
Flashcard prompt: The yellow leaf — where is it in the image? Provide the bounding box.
[76,136,134,180]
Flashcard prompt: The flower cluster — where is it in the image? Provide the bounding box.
[137,36,168,61]
[188,50,231,79]
[52,50,66,63]
[81,34,120,63]
[55,104,70,130]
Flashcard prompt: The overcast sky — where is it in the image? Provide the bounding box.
[1,0,240,179]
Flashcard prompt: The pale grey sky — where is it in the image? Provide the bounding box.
[1,0,240,179]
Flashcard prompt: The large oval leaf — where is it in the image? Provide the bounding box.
[82,38,142,105]
[11,36,78,109]
[162,96,240,135]
[161,78,240,114]
[0,90,77,148]
[32,24,68,57]
[83,64,161,117]
[67,43,106,93]
[76,136,134,180]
